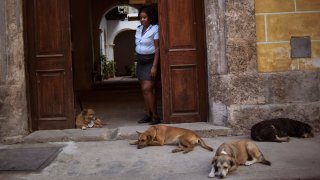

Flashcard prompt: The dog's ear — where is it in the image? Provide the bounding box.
[81,109,88,115]
[136,131,142,136]
[229,158,237,172]
[229,159,234,167]
[147,135,153,141]
[212,156,218,165]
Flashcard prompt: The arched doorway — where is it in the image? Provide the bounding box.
[96,5,139,81]
[114,30,136,77]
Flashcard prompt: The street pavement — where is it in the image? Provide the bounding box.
[0,135,320,180]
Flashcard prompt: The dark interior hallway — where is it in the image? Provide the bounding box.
[76,81,162,129]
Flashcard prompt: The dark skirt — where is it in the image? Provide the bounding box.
[136,53,160,81]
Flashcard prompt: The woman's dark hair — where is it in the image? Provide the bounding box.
[138,5,158,25]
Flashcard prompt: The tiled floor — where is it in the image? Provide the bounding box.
[77,81,162,129]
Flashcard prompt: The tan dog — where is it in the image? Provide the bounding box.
[209,140,271,178]
[130,125,213,153]
[75,109,104,130]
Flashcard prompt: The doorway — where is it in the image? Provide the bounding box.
[71,2,163,128]
[25,0,207,131]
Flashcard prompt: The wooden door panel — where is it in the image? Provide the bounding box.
[167,0,195,48]
[159,0,207,123]
[35,57,65,70]
[37,71,66,118]
[26,0,74,130]
[171,66,198,113]
[35,0,63,53]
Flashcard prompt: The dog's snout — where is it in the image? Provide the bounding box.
[218,174,225,179]
[214,172,225,179]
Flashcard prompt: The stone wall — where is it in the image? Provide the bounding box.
[206,0,320,135]
[0,0,28,142]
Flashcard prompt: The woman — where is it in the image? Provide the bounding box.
[135,5,160,125]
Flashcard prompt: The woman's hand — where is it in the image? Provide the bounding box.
[150,66,157,79]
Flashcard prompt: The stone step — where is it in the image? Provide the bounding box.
[23,128,119,144]
[22,123,231,144]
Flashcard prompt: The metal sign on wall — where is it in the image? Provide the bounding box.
[129,0,147,4]
[129,0,157,4]
[290,36,311,58]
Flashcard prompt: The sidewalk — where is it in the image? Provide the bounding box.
[1,134,320,180]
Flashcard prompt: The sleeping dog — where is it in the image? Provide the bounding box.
[75,109,105,130]
[130,125,213,153]
[251,118,314,142]
[209,140,271,178]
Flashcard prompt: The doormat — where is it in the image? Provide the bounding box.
[0,146,62,171]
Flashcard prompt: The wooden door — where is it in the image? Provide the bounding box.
[158,0,208,123]
[25,0,75,130]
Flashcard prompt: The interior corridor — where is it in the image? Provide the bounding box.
[76,81,162,129]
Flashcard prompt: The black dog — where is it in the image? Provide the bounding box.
[251,118,314,142]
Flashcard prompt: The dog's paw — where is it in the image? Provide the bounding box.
[208,172,215,178]
[172,149,182,153]
[130,140,138,145]
[81,126,87,130]
[171,149,178,153]
[244,161,254,166]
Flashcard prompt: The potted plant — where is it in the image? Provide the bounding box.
[101,55,116,79]
[130,63,137,78]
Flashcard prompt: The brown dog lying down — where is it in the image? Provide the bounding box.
[251,118,314,142]
[209,140,271,178]
[76,109,105,130]
[130,125,214,153]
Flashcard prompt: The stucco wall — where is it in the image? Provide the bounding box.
[206,0,320,135]
[256,0,320,72]
[0,0,28,142]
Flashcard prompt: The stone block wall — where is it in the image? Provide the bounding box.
[206,0,320,135]
[256,0,320,72]
[0,0,28,142]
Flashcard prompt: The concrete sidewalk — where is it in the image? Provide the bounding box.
[1,135,320,180]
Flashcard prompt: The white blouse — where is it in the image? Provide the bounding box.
[135,24,159,55]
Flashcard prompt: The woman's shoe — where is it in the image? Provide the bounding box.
[149,117,161,125]
[138,115,151,123]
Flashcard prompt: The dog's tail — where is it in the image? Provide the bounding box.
[198,138,214,152]
[259,155,272,166]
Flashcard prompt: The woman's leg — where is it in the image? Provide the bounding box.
[137,80,152,123]
[140,80,160,124]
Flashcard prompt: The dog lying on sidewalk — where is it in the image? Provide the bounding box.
[76,109,105,130]
[251,118,314,142]
[209,140,271,178]
[130,125,214,153]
